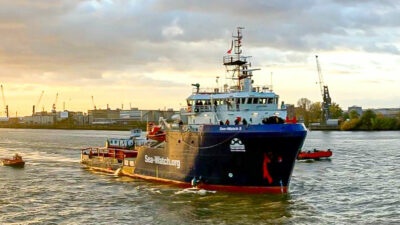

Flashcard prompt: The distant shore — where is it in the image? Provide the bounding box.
[0,124,146,131]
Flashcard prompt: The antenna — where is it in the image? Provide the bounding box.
[270,72,273,91]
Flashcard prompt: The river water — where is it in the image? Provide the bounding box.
[0,129,399,224]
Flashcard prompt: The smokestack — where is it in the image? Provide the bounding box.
[33,105,35,115]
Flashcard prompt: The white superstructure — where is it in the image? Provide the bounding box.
[183,27,287,126]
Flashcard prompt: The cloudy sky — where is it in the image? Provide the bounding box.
[1,0,400,116]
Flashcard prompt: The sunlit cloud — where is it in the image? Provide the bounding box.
[1,0,400,116]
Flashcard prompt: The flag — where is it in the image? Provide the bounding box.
[227,40,233,54]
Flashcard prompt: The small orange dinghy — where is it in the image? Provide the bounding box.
[1,153,25,168]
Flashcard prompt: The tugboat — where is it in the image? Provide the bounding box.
[82,27,307,194]
[1,153,25,168]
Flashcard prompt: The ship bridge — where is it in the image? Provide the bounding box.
[181,27,287,126]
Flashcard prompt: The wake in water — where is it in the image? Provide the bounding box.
[0,147,78,164]
[175,187,216,195]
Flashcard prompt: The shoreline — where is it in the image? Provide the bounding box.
[0,125,145,131]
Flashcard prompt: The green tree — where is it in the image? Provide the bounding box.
[360,109,376,130]
[341,118,360,130]
[297,98,311,110]
[342,112,349,120]
[349,110,360,119]
[309,102,322,123]
[329,102,343,119]
[295,98,312,125]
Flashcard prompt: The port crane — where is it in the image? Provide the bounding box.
[52,93,59,113]
[91,96,96,110]
[315,55,332,124]
[33,90,44,115]
[1,85,8,118]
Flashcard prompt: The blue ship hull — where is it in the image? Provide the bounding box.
[133,124,307,193]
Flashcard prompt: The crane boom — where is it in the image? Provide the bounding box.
[36,91,44,106]
[315,55,332,124]
[52,93,58,113]
[1,85,8,117]
[1,85,5,107]
[315,55,324,97]
[91,96,96,110]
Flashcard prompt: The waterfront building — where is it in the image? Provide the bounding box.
[348,106,363,116]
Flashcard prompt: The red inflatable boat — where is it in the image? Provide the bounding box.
[297,149,332,160]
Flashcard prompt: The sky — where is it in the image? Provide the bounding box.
[0,0,400,116]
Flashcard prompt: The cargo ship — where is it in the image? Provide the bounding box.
[82,27,307,194]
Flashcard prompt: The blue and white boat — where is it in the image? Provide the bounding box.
[82,27,307,194]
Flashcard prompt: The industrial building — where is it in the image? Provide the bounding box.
[88,108,177,125]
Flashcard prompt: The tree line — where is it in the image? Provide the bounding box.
[295,98,400,130]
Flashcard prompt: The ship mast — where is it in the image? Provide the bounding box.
[223,27,259,92]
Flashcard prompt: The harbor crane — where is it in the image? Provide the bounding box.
[33,90,44,115]
[91,96,96,110]
[1,85,8,118]
[315,55,332,124]
[52,93,59,113]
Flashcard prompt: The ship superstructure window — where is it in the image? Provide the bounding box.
[187,100,194,106]
[268,98,274,104]
[241,98,246,104]
[261,98,267,104]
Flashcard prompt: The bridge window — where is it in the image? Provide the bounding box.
[241,98,246,104]
[235,98,240,104]
[268,98,274,104]
[261,98,267,104]
[253,98,259,104]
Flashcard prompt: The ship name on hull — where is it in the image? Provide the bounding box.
[144,155,181,169]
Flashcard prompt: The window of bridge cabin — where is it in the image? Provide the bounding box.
[241,98,246,104]
[235,98,240,105]
[247,98,253,104]
[268,98,274,104]
[253,98,259,104]
[261,98,267,104]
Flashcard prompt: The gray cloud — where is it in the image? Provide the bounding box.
[1,0,400,85]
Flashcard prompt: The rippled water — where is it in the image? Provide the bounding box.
[0,129,399,224]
